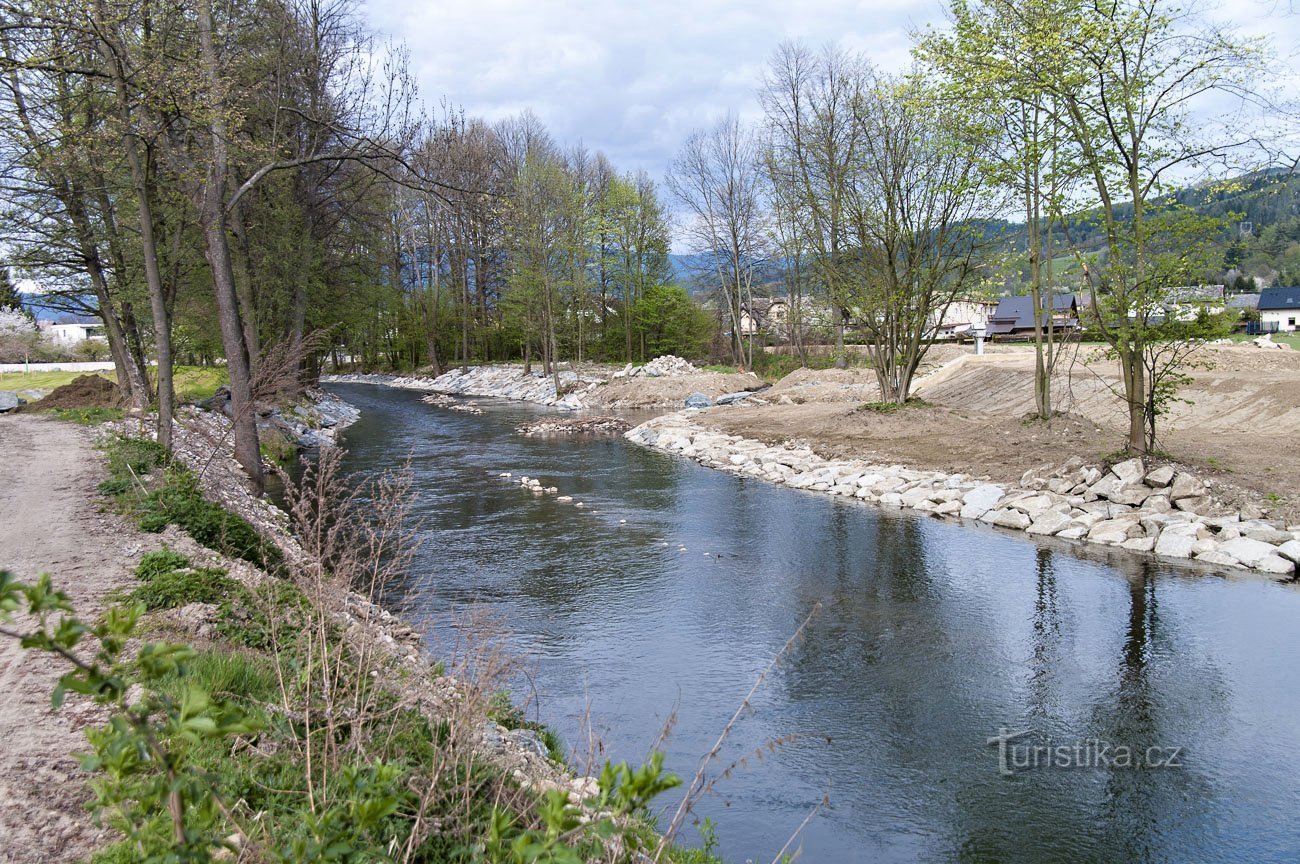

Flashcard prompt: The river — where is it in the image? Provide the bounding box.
[326,382,1300,863]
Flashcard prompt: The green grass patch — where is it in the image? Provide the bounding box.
[129,563,242,611]
[0,365,228,404]
[172,366,229,402]
[699,363,740,374]
[42,406,126,425]
[99,435,282,572]
[0,369,93,391]
[855,397,930,414]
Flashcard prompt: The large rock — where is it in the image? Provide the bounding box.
[1256,555,1296,576]
[714,391,752,406]
[981,508,1032,530]
[683,392,713,409]
[901,487,938,509]
[1110,485,1156,507]
[1111,458,1146,485]
[0,391,20,412]
[1085,474,1121,501]
[1276,539,1300,564]
[1026,511,1073,536]
[1245,528,1293,545]
[1169,472,1205,500]
[1088,519,1136,545]
[1218,536,1282,568]
[1174,496,1212,515]
[1154,524,1199,559]
[1145,465,1175,487]
[960,484,1005,519]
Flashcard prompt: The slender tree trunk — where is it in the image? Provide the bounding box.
[196,0,262,490]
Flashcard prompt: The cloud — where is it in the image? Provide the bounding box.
[362,0,943,180]
[362,0,1300,187]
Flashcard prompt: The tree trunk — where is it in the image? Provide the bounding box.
[197,0,262,490]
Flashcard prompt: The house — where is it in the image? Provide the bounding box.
[1226,293,1261,312]
[986,294,1085,337]
[38,314,106,345]
[738,297,790,336]
[1258,287,1300,332]
[1161,285,1226,321]
[929,298,998,339]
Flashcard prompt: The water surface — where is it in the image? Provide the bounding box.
[328,383,1300,863]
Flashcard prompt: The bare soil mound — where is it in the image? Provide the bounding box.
[590,371,763,408]
[30,374,123,410]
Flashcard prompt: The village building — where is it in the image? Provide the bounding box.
[37,314,106,345]
[1258,286,1300,332]
[986,293,1086,338]
[929,298,998,339]
[738,297,790,336]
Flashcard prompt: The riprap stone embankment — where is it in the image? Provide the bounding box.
[625,412,1300,578]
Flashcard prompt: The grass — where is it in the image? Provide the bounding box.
[0,365,228,402]
[97,435,283,572]
[44,406,125,424]
[855,397,930,414]
[1226,332,1300,350]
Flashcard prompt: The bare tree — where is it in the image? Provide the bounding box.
[846,69,997,403]
[667,114,765,369]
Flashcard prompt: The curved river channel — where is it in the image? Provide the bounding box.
[326,382,1300,863]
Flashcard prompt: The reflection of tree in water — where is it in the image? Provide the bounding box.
[1087,562,1221,863]
[1026,547,1061,723]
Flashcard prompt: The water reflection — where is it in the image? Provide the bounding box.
[327,383,1300,864]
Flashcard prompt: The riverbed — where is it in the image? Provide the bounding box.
[327,382,1300,864]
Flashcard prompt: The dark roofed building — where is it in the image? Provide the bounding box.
[1259,287,1300,332]
[987,293,1084,336]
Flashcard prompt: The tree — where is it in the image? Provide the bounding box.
[668,114,765,369]
[844,69,996,404]
[0,267,19,309]
[973,0,1267,453]
[760,42,864,367]
[919,1,1078,419]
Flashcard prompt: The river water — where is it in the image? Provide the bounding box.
[326,382,1300,863]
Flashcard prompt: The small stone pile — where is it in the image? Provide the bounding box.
[626,414,1300,577]
[421,393,483,414]
[516,416,632,436]
[612,355,698,379]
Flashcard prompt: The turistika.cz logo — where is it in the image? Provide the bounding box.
[987,728,1184,776]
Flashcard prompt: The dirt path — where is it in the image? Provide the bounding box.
[0,416,149,863]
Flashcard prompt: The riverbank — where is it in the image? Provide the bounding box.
[624,412,1299,578]
[323,356,763,411]
[0,404,708,862]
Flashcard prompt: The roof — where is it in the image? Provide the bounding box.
[989,294,1080,330]
[1259,287,1300,310]
[1226,293,1260,309]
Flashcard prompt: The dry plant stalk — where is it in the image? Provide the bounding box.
[653,601,822,861]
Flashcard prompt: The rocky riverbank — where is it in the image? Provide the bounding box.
[323,368,602,409]
[130,406,597,803]
[625,413,1300,578]
[322,356,765,411]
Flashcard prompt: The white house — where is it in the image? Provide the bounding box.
[39,315,106,345]
[930,298,999,338]
[738,297,791,336]
[1258,287,1300,332]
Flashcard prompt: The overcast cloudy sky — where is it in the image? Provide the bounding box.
[362,0,1300,184]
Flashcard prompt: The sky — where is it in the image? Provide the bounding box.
[362,0,1300,188]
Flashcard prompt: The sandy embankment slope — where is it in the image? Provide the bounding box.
[701,344,1300,524]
